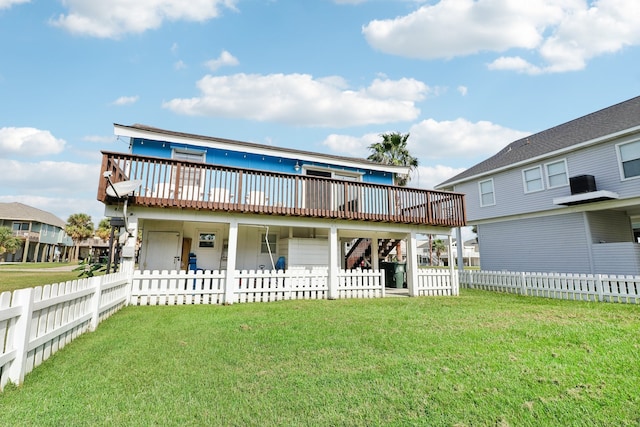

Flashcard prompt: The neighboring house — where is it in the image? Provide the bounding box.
[0,202,73,262]
[98,124,466,290]
[436,96,640,275]
[76,237,110,261]
[439,239,480,268]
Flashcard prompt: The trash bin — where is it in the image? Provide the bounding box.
[394,262,406,289]
[380,261,395,288]
[188,253,198,271]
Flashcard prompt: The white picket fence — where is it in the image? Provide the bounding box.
[460,270,640,304]
[130,268,386,305]
[416,269,459,296]
[0,271,130,391]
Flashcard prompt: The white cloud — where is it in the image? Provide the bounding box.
[111,95,139,106]
[0,0,28,9]
[0,127,66,157]
[407,118,530,160]
[321,132,380,157]
[163,73,429,127]
[50,0,238,39]
[363,0,640,74]
[0,159,99,194]
[408,164,467,190]
[174,60,187,70]
[205,50,239,71]
[457,85,468,96]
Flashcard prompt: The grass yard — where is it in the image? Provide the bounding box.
[1,290,639,426]
[0,262,81,293]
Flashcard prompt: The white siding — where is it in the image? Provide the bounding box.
[587,211,633,243]
[478,213,591,273]
[457,136,640,222]
[282,237,329,268]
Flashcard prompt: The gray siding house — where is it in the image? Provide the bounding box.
[436,96,640,275]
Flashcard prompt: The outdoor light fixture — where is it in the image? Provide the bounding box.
[294,161,300,171]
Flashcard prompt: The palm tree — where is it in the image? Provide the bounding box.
[96,218,112,241]
[368,132,419,260]
[432,239,446,266]
[367,132,418,186]
[0,226,21,261]
[65,213,94,261]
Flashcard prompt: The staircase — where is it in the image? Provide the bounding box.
[345,238,398,269]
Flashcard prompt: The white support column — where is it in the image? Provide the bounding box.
[456,227,464,272]
[407,231,419,297]
[328,225,339,300]
[448,233,458,295]
[224,220,239,304]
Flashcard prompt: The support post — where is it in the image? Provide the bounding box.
[407,231,419,297]
[7,288,34,386]
[456,227,464,272]
[328,225,338,300]
[448,233,456,295]
[224,220,239,304]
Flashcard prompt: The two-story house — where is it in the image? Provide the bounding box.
[98,124,466,292]
[436,96,640,275]
[0,202,73,262]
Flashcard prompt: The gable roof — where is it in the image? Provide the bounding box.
[115,123,411,175]
[437,95,640,188]
[0,202,66,228]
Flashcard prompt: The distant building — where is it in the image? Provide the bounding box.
[0,202,73,262]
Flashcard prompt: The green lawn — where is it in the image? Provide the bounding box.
[0,263,81,293]
[1,290,639,426]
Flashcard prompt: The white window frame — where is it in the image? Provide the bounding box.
[616,139,640,181]
[261,233,278,254]
[478,178,496,207]
[545,159,569,189]
[522,166,544,193]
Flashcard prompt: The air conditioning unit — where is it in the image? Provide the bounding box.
[569,175,597,195]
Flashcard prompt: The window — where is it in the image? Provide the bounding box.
[198,232,216,248]
[618,140,640,179]
[479,179,495,207]
[523,166,544,193]
[12,222,28,231]
[545,160,568,188]
[261,233,277,254]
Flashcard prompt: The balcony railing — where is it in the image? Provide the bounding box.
[98,151,466,227]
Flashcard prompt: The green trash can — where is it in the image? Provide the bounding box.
[394,262,406,289]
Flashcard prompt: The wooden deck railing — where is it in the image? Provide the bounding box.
[97,151,466,227]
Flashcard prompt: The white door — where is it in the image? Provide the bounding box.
[144,231,181,271]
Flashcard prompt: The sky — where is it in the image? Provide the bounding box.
[1,0,639,227]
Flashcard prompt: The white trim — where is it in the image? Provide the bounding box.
[478,178,496,207]
[553,190,620,206]
[522,165,544,193]
[115,124,409,175]
[616,138,640,181]
[544,158,569,189]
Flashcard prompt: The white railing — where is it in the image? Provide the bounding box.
[460,270,640,304]
[416,269,459,296]
[130,268,386,305]
[0,271,130,391]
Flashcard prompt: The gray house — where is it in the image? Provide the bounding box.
[437,96,640,275]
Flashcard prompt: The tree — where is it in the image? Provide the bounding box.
[368,132,419,260]
[65,213,94,261]
[0,226,21,261]
[367,132,419,186]
[96,218,111,241]
[432,239,446,266]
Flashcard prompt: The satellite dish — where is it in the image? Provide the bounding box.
[106,179,143,198]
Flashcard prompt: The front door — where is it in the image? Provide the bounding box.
[144,231,181,271]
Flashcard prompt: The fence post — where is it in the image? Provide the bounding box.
[7,288,34,386]
[595,274,604,302]
[89,276,103,331]
[520,272,527,296]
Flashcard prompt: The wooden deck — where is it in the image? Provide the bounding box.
[97,151,466,227]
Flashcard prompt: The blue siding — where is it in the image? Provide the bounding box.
[130,137,393,185]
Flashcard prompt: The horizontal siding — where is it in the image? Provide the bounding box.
[457,135,640,222]
[478,213,591,274]
[587,211,633,243]
[592,243,640,275]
